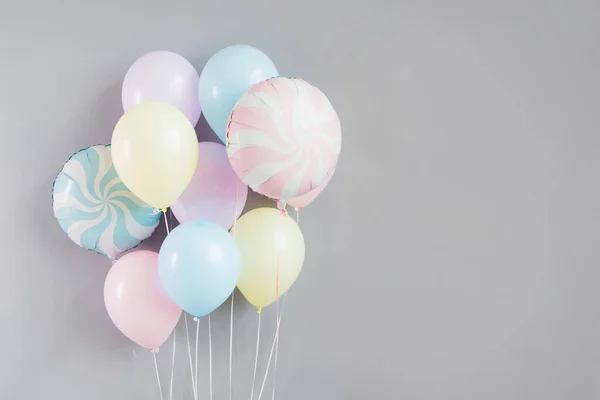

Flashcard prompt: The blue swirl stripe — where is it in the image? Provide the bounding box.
[52,145,160,258]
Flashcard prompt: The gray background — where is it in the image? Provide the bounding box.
[1,0,599,399]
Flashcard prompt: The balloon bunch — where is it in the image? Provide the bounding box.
[52,45,341,351]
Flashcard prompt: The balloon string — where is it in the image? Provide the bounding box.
[261,206,287,400]
[250,311,261,400]
[271,258,281,400]
[195,317,200,400]
[185,314,198,399]
[229,186,239,400]
[153,351,165,400]
[169,328,176,400]
[229,291,235,400]
[295,208,300,225]
[163,209,170,234]
[256,295,287,400]
[208,314,213,400]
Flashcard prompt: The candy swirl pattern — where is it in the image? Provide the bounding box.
[226,77,341,205]
[52,145,160,259]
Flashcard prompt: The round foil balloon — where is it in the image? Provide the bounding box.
[226,77,341,207]
[288,168,335,210]
[52,145,160,259]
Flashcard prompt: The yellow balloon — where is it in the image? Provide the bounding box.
[111,102,198,209]
[234,208,305,309]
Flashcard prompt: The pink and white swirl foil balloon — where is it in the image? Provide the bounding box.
[226,77,341,206]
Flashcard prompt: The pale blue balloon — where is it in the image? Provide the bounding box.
[198,45,278,143]
[158,220,240,317]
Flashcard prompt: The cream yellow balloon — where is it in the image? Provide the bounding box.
[111,102,198,209]
[234,208,305,309]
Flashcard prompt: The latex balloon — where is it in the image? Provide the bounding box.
[104,251,181,350]
[288,168,335,210]
[234,208,305,309]
[171,142,247,229]
[198,45,278,143]
[227,77,341,206]
[122,51,201,126]
[111,102,199,209]
[52,145,160,259]
[158,220,240,317]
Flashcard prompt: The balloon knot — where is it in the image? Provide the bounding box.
[280,209,288,217]
[162,207,167,213]
[257,307,262,314]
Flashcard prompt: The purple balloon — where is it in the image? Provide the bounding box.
[171,142,248,229]
[122,51,201,126]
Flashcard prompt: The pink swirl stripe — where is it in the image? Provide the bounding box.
[227,77,341,203]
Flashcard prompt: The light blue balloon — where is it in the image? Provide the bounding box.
[158,220,240,317]
[198,45,279,143]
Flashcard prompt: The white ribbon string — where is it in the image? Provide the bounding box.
[163,211,170,235]
[208,315,213,400]
[195,317,200,400]
[271,279,281,399]
[163,210,176,400]
[230,186,240,400]
[153,351,165,400]
[169,329,176,400]
[268,210,298,399]
[185,314,198,399]
[261,209,289,400]
[256,296,287,400]
[229,291,235,400]
[250,311,262,400]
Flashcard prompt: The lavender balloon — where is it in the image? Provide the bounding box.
[171,142,248,229]
[122,51,201,126]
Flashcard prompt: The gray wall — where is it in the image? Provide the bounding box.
[1,1,599,399]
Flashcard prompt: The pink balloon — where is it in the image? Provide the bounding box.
[122,51,201,126]
[287,168,335,209]
[227,77,341,205]
[104,251,181,350]
[171,142,248,229]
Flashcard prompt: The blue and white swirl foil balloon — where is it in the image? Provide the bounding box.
[52,145,160,259]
